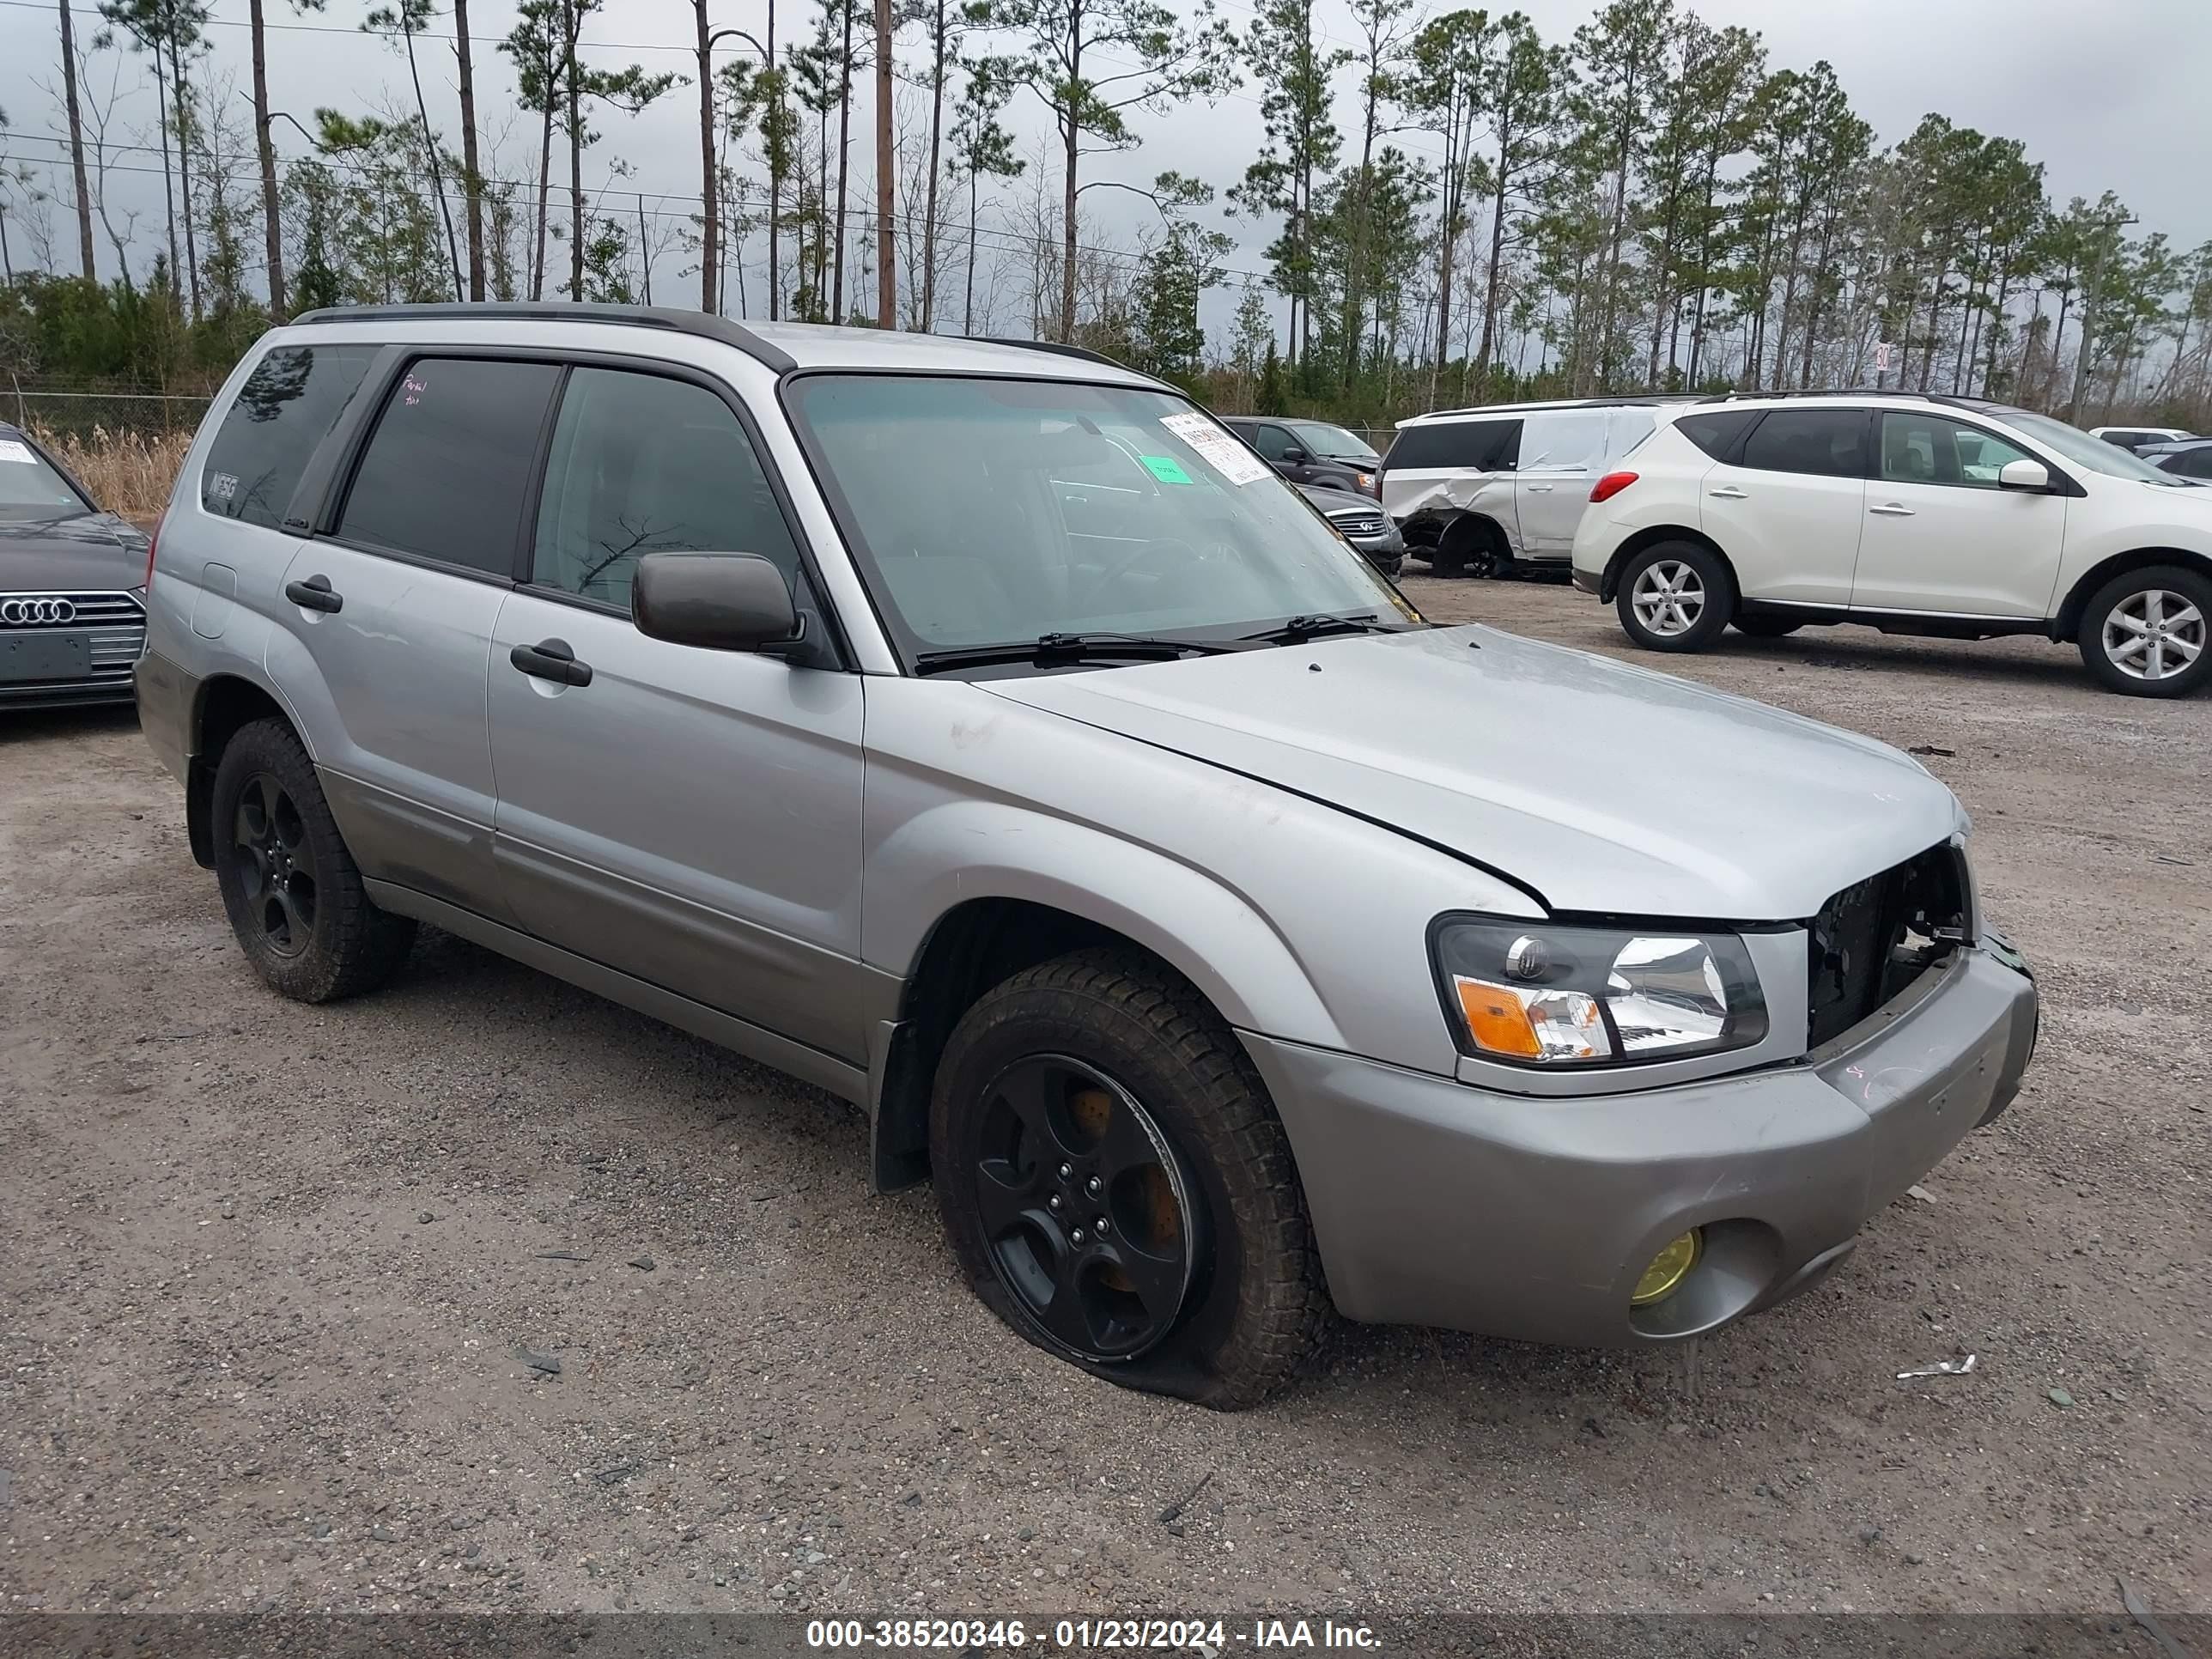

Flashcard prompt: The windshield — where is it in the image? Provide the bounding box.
[1287,420,1378,461]
[787,375,1414,661]
[0,434,92,521]
[1996,408,2188,485]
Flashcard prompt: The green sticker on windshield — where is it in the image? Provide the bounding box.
[1140,453,1194,485]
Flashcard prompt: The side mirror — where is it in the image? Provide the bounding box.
[634,552,805,653]
[1281,446,1311,465]
[1997,459,2051,493]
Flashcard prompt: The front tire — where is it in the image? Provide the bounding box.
[210,716,416,1001]
[2077,565,2209,697]
[1617,541,1735,652]
[929,949,1328,1409]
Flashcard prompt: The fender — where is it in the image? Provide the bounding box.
[866,796,1346,1051]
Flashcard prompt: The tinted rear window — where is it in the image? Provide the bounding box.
[1740,410,1869,478]
[1673,410,1757,461]
[1384,418,1521,472]
[201,344,381,528]
[336,357,562,575]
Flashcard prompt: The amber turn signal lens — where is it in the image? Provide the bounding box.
[1631,1229,1703,1306]
[1455,977,1543,1058]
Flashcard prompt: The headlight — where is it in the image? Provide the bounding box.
[1353,471,1377,493]
[1433,917,1767,1066]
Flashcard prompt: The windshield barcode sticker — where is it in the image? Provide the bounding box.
[1161,411,1272,486]
[0,440,37,465]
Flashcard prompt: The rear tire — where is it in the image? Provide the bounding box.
[929,948,1328,1409]
[1616,541,1735,653]
[210,717,416,1002]
[1729,615,1802,639]
[2076,564,2210,698]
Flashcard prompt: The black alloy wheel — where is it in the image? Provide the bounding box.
[966,1053,1197,1362]
[232,772,319,957]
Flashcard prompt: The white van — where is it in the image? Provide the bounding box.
[1382,398,1698,577]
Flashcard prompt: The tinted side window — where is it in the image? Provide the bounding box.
[1384,418,1519,471]
[1740,410,1868,479]
[1673,410,1757,461]
[531,368,801,611]
[200,344,380,528]
[1250,424,1296,462]
[337,358,561,575]
[2171,449,2212,479]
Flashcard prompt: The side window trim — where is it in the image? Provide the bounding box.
[514,351,855,671]
[284,343,406,532]
[315,350,562,587]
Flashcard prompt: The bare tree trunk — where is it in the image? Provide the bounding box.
[1474,113,1515,392]
[247,0,289,317]
[531,98,552,299]
[637,191,651,302]
[169,36,203,321]
[832,0,854,322]
[875,0,894,326]
[767,0,781,320]
[568,9,586,301]
[1059,2,1082,342]
[921,0,945,331]
[152,60,181,296]
[694,0,717,312]
[59,0,97,281]
[965,163,979,334]
[454,0,484,300]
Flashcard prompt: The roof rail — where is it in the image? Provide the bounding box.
[1692,386,1996,405]
[966,335,1152,376]
[1409,393,1703,421]
[287,301,799,374]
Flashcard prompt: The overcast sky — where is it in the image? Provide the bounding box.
[1,0,2207,335]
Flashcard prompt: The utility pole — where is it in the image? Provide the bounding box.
[874,0,895,326]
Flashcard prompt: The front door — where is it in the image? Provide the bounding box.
[486,364,869,1064]
[270,355,562,914]
[1850,411,2069,617]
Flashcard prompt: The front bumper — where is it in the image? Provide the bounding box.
[1242,945,2037,1346]
[1571,566,1601,595]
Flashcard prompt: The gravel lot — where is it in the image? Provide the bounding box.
[3,574,2207,1623]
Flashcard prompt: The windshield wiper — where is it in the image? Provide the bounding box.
[912,631,1245,676]
[1240,611,1393,645]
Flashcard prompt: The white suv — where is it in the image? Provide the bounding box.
[1571,393,2212,697]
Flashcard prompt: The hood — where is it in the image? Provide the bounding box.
[981,625,1961,921]
[0,513,149,593]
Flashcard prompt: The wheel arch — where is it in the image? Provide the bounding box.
[1600,524,1735,603]
[185,673,297,869]
[1437,510,1509,568]
[863,823,1344,1193]
[2053,547,2212,642]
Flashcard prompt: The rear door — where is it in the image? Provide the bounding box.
[1696,407,1870,605]
[1513,410,1609,560]
[1379,417,1520,546]
[486,362,869,1064]
[270,354,561,914]
[1850,410,2067,617]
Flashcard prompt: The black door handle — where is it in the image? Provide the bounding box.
[509,637,592,687]
[284,574,343,613]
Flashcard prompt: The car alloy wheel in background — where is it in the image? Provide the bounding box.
[1632,559,1706,636]
[2101,587,2204,685]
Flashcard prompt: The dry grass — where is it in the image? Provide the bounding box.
[35,427,193,521]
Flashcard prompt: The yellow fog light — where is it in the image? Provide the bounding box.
[1631,1230,1703,1306]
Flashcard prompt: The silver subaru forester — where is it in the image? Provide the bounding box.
[136,304,2038,1407]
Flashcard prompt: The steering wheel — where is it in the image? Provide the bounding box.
[1072,537,1204,611]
